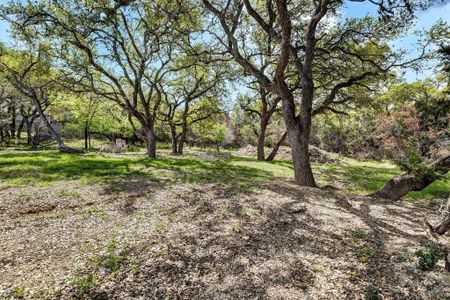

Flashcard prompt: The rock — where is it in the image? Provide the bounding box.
[100,138,128,153]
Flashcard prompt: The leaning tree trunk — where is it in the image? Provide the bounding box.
[266,131,287,161]
[370,153,450,200]
[434,214,450,236]
[33,95,83,154]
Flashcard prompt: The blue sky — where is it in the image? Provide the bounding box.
[342,0,450,82]
[0,0,448,83]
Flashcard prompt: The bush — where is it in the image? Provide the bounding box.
[365,284,380,300]
[73,273,96,296]
[416,246,442,271]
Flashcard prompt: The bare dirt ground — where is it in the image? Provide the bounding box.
[1,175,449,299]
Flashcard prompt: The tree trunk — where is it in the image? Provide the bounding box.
[9,104,16,139]
[257,87,269,161]
[426,197,450,236]
[266,131,287,161]
[178,130,187,155]
[370,153,450,200]
[170,124,178,154]
[26,118,33,144]
[434,215,450,235]
[289,126,316,187]
[178,101,190,155]
[84,121,88,150]
[257,118,267,161]
[17,118,25,139]
[144,123,156,158]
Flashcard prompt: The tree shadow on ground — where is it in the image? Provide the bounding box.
[265,183,446,297]
[0,151,275,196]
[79,181,448,299]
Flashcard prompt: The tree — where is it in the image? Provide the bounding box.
[191,114,227,151]
[2,0,199,157]
[370,153,450,200]
[51,93,133,150]
[201,0,429,186]
[235,92,286,160]
[371,36,450,201]
[161,61,225,154]
[0,44,81,153]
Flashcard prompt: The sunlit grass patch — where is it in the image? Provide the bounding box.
[0,150,448,202]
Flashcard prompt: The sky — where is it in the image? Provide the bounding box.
[342,0,450,82]
[0,0,449,84]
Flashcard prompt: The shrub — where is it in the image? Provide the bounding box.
[12,286,26,299]
[416,246,442,271]
[73,273,96,296]
[365,284,380,300]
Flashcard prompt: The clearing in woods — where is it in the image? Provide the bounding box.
[0,150,449,299]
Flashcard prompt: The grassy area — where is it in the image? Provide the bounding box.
[0,150,448,202]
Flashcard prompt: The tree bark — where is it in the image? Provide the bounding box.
[17,118,25,139]
[370,153,450,200]
[178,130,187,155]
[256,87,269,161]
[266,131,287,161]
[9,103,16,139]
[26,118,33,144]
[434,215,450,235]
[84,121,88,150]
[257,118,267,161]
[144,124,156,158]
[178,101,189,155]
[428,197,450,236]
[289,125,316,187]
[170,123,178,154]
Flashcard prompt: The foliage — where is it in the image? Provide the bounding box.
[353,246,376,262]
[191,115,227,146]
[72,273,96,296]
[365,284,380,300]
[415,246,442,271]
[12,285,26,299]
[311,109,380,159]
[369,76,449,182]
[51,93,133,138]
[103,239,123,273]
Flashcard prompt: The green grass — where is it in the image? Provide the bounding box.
[0,150,448,202]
